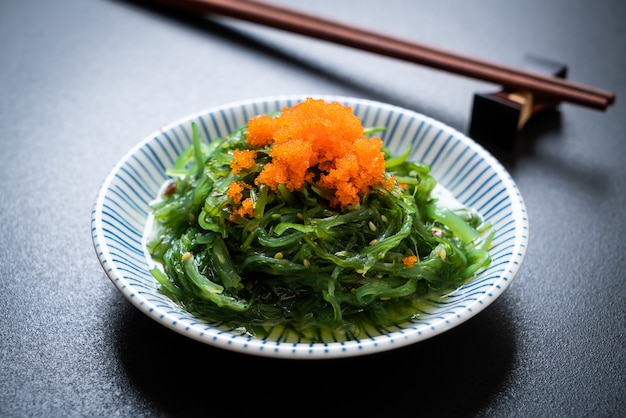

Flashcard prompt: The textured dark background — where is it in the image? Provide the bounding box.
[1,0,624,416]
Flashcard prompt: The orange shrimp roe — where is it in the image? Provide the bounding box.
[402,255,419,268]
[230,149,256,174]
[247,98,388,209]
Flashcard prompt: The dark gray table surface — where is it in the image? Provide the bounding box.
[1,0,624,416]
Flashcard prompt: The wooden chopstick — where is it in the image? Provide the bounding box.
[145,0,615,110]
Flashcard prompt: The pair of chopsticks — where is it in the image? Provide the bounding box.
[144,0,615,111]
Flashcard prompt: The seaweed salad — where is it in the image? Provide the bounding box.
[146,98,493,341]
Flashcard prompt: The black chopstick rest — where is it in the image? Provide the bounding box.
[469,55,568,151]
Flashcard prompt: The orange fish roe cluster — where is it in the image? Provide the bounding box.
[246,98,387,208]
[246,115,277,147]
[231,198,254,219]
[402,255,419,268]
[382,175,397,191]
[227,181,247,204]
[227,182,254,219]
[230,149,256,174]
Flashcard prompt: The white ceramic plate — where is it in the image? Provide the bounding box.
[92,95,528,359]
